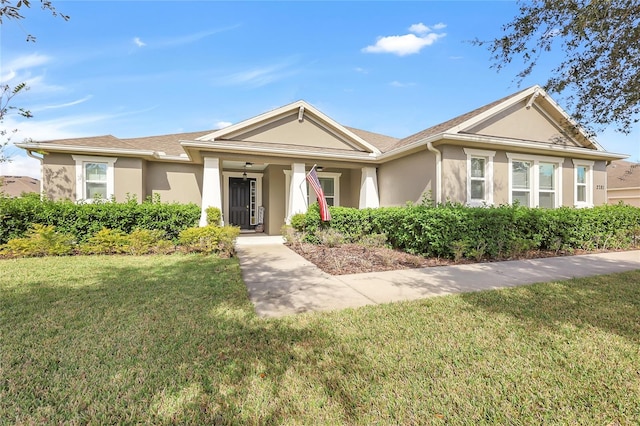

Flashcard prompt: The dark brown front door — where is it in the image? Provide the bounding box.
[229,177,252,229]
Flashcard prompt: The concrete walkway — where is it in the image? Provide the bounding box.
[235,235,640,318]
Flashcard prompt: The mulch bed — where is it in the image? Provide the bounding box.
[286,242,611,276]
[287,243,460,275]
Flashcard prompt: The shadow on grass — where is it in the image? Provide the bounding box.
[0,255,373,424]
[459,270,640,344]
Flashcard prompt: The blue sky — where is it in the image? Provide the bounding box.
[1,1,638,178]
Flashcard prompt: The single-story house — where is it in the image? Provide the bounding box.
[17,85,627,235]
[607,160,640,207]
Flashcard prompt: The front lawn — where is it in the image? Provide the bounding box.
[1,255,639,424]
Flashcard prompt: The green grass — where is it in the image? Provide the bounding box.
[1,255,639,424]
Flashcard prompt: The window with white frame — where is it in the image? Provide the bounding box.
[464,148,495,206]
[511,160,532,206]
[573,159,594,207]
[507,153,563,208]
[72,155,117,201]
[538,162,556,208]
[307,172,341,207]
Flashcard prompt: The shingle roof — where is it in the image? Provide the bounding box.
[0,176,40,197]
[607,160,640,189]
[121,130,212,156]
[346,127,400,152]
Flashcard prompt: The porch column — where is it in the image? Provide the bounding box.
[286,162,308,224]
[359,166,380,208]
[199,157,223,226]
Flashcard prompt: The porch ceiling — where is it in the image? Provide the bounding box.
[222,160,268,171]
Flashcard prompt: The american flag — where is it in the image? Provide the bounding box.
[306,166,331,221]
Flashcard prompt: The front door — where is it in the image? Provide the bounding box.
[229,177,253,229]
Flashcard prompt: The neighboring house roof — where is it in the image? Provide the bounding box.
[0,176,40,197]
[607,160,640,189]
[15,85,627,163]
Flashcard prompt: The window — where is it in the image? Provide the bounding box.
[538,163,556,208]
[572,159,594,207]
[511,160,532,207]
[507,153,563,208]
[72,155,117,201]
[307,173,340,206]
[464,148,495,206]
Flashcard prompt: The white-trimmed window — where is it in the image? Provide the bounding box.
[464,148,495,206]
[307,172,341,207]
[538,162,557,208]
[507,153,563,208]
[72,155,117,201]
[573,159,594,207]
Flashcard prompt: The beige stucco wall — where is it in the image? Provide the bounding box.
[42,153,75,200]
[145,162,202,204]
[346,168,362,208]
[233,114,361,151]
[114,157,144,202]
[378,149,436,206]
[593,161,608,205]
[467,100,580,147]
[263,164,286,235]
[440,145,467,204]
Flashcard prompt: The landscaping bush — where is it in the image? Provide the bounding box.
[295,203,640,260]
[0,224,74,258]
[206,206,222,226]
[178,225,240,256]
[0,194,200,244]
[79,228,131,255]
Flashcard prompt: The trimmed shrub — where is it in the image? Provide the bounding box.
[294,203,640,260]
[127,229,174,255]
[0,224,74,258]
[79,228,131,255]
[178,225,240,256]
[0,194,200,244]
[206,207,222,226]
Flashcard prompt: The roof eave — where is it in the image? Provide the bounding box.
[180,140,379,162]
[15,142,193,162]
[440,133,629,160]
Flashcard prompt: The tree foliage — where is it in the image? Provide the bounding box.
[475,0,640,134]
[0,0,69,42]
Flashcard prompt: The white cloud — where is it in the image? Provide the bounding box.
[354,67,368,74]
[133,37,146,47]
[5,53,51,72]
[390,81,416,88]
[0,53,52,85]
[220,61,299,88]
[214,121,232,129]
[34,95,93,112]
[409,23,430,34]
[362,23,446,56]
[433,23,447,30]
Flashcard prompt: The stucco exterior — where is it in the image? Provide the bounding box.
[42,153,75,200]
[114,157,144,202]
[378,149,436,206]
[145,162,202,204]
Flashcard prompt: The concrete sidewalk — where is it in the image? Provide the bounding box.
[235,235,640,318]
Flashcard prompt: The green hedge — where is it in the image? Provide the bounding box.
[298,203,640,259]
[0,194,200,244]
